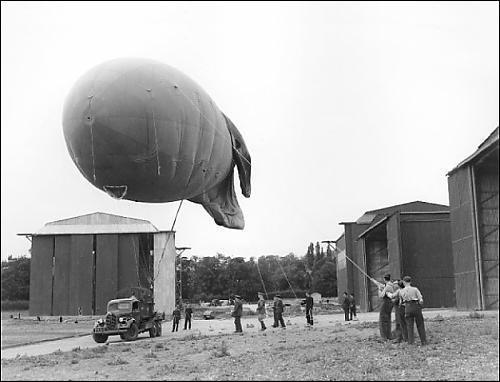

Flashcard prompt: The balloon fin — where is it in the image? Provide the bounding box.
[222,113,251,198]
[189,167,245,229]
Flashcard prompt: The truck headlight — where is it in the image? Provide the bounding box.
[118,317,126,323]
[97,318,104,325]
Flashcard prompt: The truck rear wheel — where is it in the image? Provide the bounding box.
[92,333,108,343]
[149,324,157,338]
[123,323,139,341]
[155,322,162,337]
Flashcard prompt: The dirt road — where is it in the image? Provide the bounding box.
[1,308,470,359]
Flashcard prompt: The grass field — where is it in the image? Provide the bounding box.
[1,313,498,380]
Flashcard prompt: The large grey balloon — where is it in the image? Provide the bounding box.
[63,57,251,229]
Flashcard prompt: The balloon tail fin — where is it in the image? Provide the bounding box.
[189,168,245,229]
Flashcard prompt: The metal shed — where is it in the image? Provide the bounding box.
[336,201,455,312]
[447,127,499,310]
[19,212,176,316]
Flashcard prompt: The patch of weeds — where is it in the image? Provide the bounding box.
[121,346,132,352]
[202,342,215,351]
[432,314,444,321]
[469,311,484,319]
[361,362,381,375]
[212,340,230,358]
[53,349,63,356]
[144,350,158,359]
[305,354,322,363]
[108,356,129,365]
[177,332,210,342]
[70,359,79,365]
[92,345,109,354]
[154,343,164,350]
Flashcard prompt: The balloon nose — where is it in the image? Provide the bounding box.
[103,185,128,199]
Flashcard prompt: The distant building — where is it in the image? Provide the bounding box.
[447,127,499,310]
[336,201,455,312]
[19,212,176,316]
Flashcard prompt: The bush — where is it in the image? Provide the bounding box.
[1,300,29,311]
[469,311,484,319]
[212,341,230,357]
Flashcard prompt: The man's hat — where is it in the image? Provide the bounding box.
[233,294,241,299]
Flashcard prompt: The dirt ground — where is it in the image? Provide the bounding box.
[1,311,498,381]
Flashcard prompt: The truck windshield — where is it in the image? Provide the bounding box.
[108,302,131,312]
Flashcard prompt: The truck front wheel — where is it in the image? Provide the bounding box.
[92,333,108,343]
[123,323,139,341]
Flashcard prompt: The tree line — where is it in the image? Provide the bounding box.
[1,242,337,303]
[178,242,337,302]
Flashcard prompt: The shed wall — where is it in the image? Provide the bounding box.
[448,167,481,309]
[68,235,94,315]
[29,236,54,316]
[476,166,499,309]
[52,236,71,315]
[95,234,118,315]
[118,234,140,291]
[400,215,455,308]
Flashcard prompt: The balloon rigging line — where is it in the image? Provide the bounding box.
[88,96,97,183]
[277,258,298,299]
[255,260,269,300]
[147,90,162,176]
[131,236,142,287]
[153,199,185,282]
[324,242,382,287]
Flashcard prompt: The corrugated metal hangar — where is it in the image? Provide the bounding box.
[447,127,499,310]
[336,201,456,312]
[19,212,176,316]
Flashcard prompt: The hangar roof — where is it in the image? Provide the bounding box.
[18,212,161,236]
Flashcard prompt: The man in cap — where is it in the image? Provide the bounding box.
[400,276,427,345]
[341,292,351,321]
[256,292,267,331]
[231,295,243,333]
[377,274,395,340]
[305,292,314,326]
[272,294,286,328]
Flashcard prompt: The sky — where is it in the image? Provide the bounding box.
[1,1,499,261]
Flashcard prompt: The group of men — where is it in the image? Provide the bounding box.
[233,292,286,333]
[341,292,357,321]
[171,304,193,332]
[171,275,427,346]
[377,274,427,345]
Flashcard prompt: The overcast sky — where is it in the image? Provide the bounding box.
[1,1,498,261]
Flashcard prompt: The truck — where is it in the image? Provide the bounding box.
[92,287,165,343]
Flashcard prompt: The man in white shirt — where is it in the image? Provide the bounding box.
[400,276,427,345]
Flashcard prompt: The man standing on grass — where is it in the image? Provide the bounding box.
[378,274,395,340]
[183,304,193,330]
[388,280,408,343]
[349,293,357,321]
[172,305,181,332]
[272,294,286,328]
[232,295,243,333]
[256,292,267,331]
[400,276,427,345]
[341,292,351,321]
[305,291,314,326]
